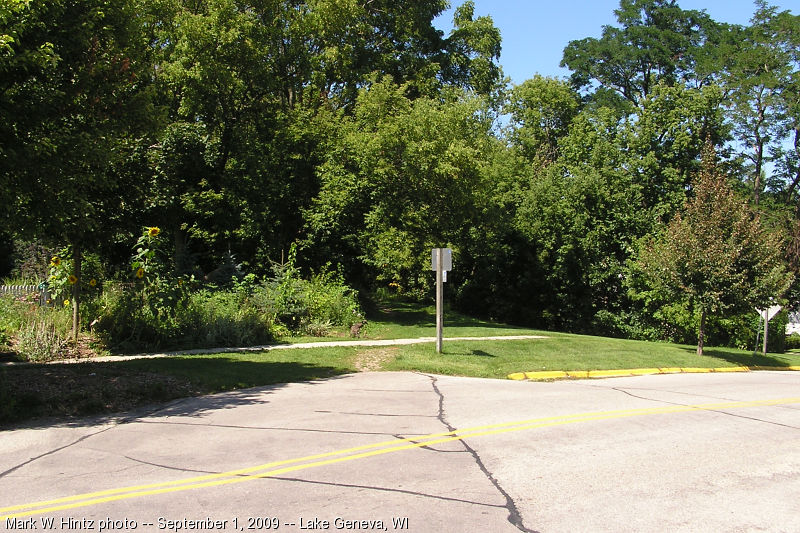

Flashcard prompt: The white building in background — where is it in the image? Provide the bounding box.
[787,311,800,335]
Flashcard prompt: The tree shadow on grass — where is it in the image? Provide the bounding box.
[680,346,795,368]
[366,301,434,327]
[433,347,496,357]
[366,300,530,330]
[468,349,496,357]
[0,358,351,430]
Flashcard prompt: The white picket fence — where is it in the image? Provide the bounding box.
[0,285,50,305]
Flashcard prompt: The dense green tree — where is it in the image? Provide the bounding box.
[440,1,503,97]
[512,163,647,330]
[722,2,800,205]
[507,76,581,164]
[561,0,718,106]
[634,146,792,355]
[500,77,725,331]
[620,83,726,215]
[2,0,158,338]
[142,0,504,277]
[303,78,495,297]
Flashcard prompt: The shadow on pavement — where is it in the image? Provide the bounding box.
[1,358,351,430]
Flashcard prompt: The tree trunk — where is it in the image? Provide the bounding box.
[753,134,763,206]
[174,228,188,275]
[72,243,81,344]
[696,307,707,356]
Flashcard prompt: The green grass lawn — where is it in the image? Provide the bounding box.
[2,301,799,426]
[382,333,800,378]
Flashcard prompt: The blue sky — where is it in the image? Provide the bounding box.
[434,1,796,85]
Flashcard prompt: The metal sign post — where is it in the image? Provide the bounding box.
[755,304,782,355]
[431,248,452,354]
[436,248,443,353]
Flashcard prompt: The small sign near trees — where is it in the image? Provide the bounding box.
[431,248,452,353]
[755,304,782,355]
[431,248,452,272]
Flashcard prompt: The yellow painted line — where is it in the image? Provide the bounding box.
[3,397,798,520]
[712,366,750,373]
[659,367,683,374]
[508,372,526,380]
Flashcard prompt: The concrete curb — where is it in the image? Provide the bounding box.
[508,365,800,381]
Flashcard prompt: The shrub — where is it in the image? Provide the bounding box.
[0,294,80,361]
[0,296,25,348]
[93,241,363,351]
[15,306,74,362]
[304,270,363,327]
[17,316,70,362]
[249,246,364,335]
[785,333,800,351]
[94,284,275,352]
[185,290,273,347]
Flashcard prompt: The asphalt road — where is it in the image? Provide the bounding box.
[1,371,798,533]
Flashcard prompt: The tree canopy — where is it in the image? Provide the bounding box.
[2,0,798,352]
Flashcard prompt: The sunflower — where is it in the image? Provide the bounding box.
[63,300,70,307]
[89,278,97,287]
[147,226,160,237]
[67,275,78,284]
[51,256,61,267]
[136,267,145,278]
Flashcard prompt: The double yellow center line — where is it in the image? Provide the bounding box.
[2,396,798,520]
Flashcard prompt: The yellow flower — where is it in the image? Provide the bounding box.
[51,256,61,267]
[147,226,160,237]
[63,299,70,307]
[68,275,78,284]
[89,278,97,287]
[136,267,145,278]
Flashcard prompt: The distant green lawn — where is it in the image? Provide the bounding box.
[2,301,799,426]
[283,300,543,344]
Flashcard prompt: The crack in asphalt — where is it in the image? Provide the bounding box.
[122,455,216,475]
[121,456,508,510]
[132,419,421,437]
[0,425,116,479]
[390,434,469,454]
[605,386,800,431]
[269,475,508,510]
[419,372,539,533]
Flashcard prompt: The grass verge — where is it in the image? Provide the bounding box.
[0,346,360,426]
[3,302,800,427]
[380,333,800,378]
